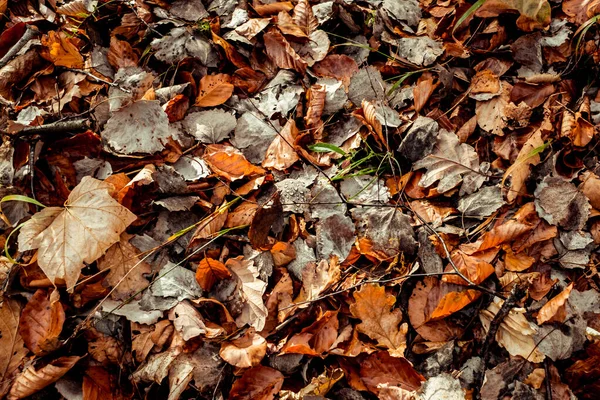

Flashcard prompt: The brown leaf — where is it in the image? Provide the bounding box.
[476,0,551,31]
[270,241,296,267]
[107,36,138,69]
[220,328,267,368]
[85,328,123,365]
[295,259,340,305]
[277,11,308,38]
[263,29,307,74]
[262,120,300,170]
[229,366,284,400]
[97,233,151,301]
[226,198,259,228]
[40,31,84,68]
[232,68,267,94]
[313,54,358,88]
[293,0,318,35]
[8,356,81,399]
[203,144,266,181]
[537,283,574,325]
[350,284,407,357]
[413,73,437,114]
[503,245,535,272]
[164,94,189,123]
[190,205,228,245]
[503,127,546,203]
[83,366,126,400]
[211,31,249,69]
[18,289,65,355]
[264,269,294,333]
[249,193,283,249]
[442,250,496,285]
[282,310,339,355]
[195,258,231,291]
[408,277,477,341]
[305,84,326,136]
[195,74,234,107]
[359,351,424,395]
[0,298,28,397]
[580,171,600,210]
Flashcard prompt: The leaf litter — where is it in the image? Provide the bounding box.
[2,0,600,399]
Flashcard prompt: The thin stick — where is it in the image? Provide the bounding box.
[0,25,39,69]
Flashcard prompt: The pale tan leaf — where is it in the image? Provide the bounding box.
[537,283,573,325]
[0,298,28,398]
[503,129,545,203]
[293,0,318,35]
[18,289,64,355]
[228,257,268,331]
[17,177,137,291]
[305,84,326,134]
[480,297,545,362]
[97,233,151,301]
[262,119,300,171]
[169,301,207,341]
[350,284,407,357]
[295,259,340,306]
[579,171,600,210]
[8,356,81,400]
[220,328,267,368]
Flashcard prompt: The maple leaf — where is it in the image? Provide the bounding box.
[18,177,137,291]
[350,284,408,357]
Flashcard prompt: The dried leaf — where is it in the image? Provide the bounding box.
[0,298,27,397]
[195,74,234,107]
[503,129,545,203]
[228,257,268,331]
[359,351,424,395]
[40,31,84,68]
[350,284,407,357]
[18,177,137,291]
[229,366,284,400]
[8,356,81,399]
[220,328,267,368]
[476,0,551,31]
[203,144,266,181]
[282,310,339,355]
[442,250,495,286]
[18,289,64,355]
[195,258,231,291]
[263,30,307,74]
[262,119,300,170]
[293,0,319,35]
[537,283,574,324]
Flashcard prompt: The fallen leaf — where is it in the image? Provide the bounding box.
[359,351,424,395]
[350,284,407,357]
[442,250,496,285]
[253,1,294,16]
[263,29,308,74]
[220,328,267,368]
[18,177,137,291]
[480,297,545,362]
[262,119,300,170]
[476,0,551,31]
[312,54,358,87]
[97,233,151,301]
[535,176,590,231]
[169,301,207,341]
[282,310,339,355]
[229,366,284,400]
[537,283,574,324]
[195,258,231,291]
[8,356,81,400]
[0,298,28,397]
[503,245,535,272]
[228,257,268,331]
[195,74,234,107]
[203,144,266,181]
[279,368,343,399]
[18,289,64,355]
[293,0,318,35]
[40,31,84,68]
[503,128,545,203]
[295,259,340,305]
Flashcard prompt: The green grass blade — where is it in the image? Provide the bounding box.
[1,195,46,208]
[453,0,486,35]
[308,143,347,156]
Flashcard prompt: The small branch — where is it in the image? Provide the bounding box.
[0,25,39,70]
[10,118,92,138]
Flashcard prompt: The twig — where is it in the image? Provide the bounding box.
[66,68,131,92]
[9,118,92,138]
[544,358,553,400]
[474,286,525,399]
[0,25,39,70]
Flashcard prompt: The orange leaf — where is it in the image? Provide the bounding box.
[195,74,234,107]
[195,258,231,291]
[503,245,535,272]
[359,351,425,395]
[220,328,267,368]
[211,31,249,69]
[253,1,294,16]
[350,284,407,357]
[203,144,266,181]
[282,310,339,355]
[270,241,296,267]
[229,366,284,400]
[429,289,481,320]
[537,283,573,325]
[18,289,65,355]
[442,250,496,285]
[40,31,84,68]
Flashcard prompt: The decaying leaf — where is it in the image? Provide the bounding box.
[8,356,81,399]
[18,289,64,355]
[0,298,28,397]
[18,177,137,291]
[229,366,284,400]
[220,328,267,368]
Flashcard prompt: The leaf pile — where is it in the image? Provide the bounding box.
[1,0,600,399]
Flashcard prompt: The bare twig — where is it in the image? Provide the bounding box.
[0,25,39,69]
[9,118,92,138]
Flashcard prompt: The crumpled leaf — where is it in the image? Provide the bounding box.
[393,36,444,67]
[150,263,204,303]
[458,185,505,218]
[169,301,206,341]
[228,257,268,331]
[97,233,151,301]
[229,366,284,400]
[18,289,64,355]
[350,284,408,357]
[264,29,307,74]
[535,176,590,231]
[220,328,267,368]
[102,100,171,155]
[8,356,81,400]
[480,297,545,362]
[476,82,511,135]
[413,130,484,195]
[420,374,465,400]
[262,119,300,170]
[17,177,137,291]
